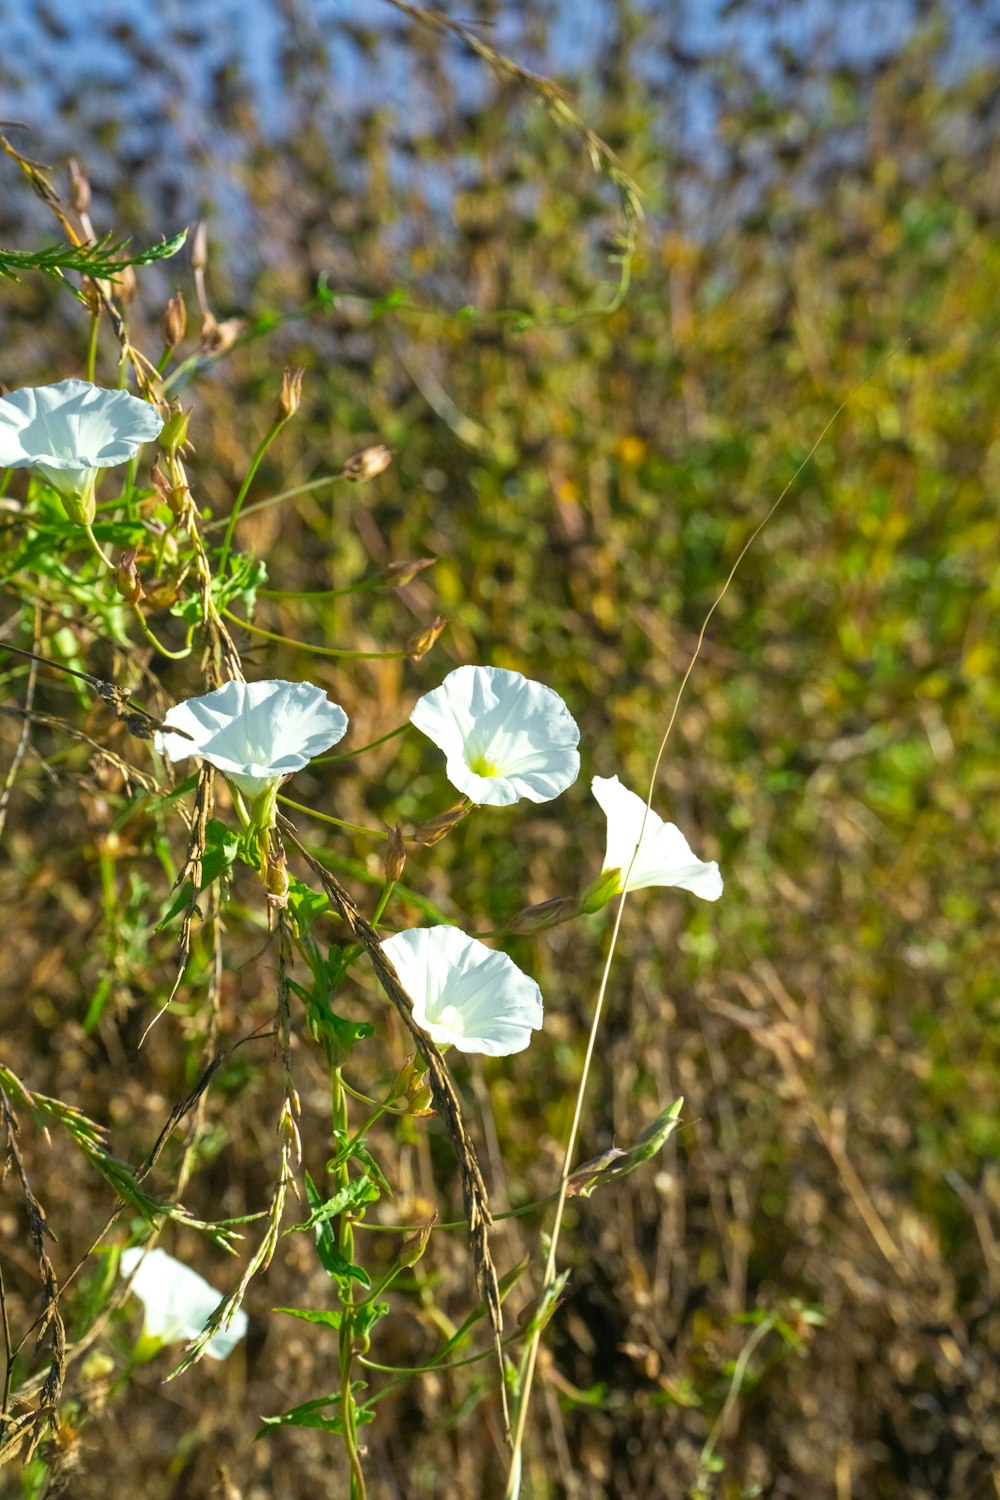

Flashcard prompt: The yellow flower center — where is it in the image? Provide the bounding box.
[467,753,500,777]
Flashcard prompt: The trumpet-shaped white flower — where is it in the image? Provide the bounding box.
[409,665,580,807]
[120,1247,248,1360]
[591,775,723,900]
[154,678,348,801]
[0,379,163,506]
[381,925,543,1056]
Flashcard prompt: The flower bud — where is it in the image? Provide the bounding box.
[143,579,180,610]
[410,800,470,847]
[276,366,304,423]
[200,313,245,355]
[382,557,436,589]
[57,474,97,527]
[158,404,192,455]
[405,1066,435,1117]
[114,546,145,604]
[507,896,580,935]
[396,1213,436,1270]
[190,218,209,272]
[264,845,290,909]
[161,291,187,349]
[343,444,392,482]
[69,159,91,216]
[407,616,447,662]
[79,276,102,316]
[565,1147,628,1199]
[150,455,188,523]
[384,824,406,884]
[115,261,138,306]
[385,1055,416,1104]
[580,867,624,914]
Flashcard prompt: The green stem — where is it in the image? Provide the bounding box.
[85,312,100,382]
[330,1067,367,1499]
[81,522,192,659]
[222,609,409,660]
[312,723,409,764]
[505,891,633,1497]
[128,606,193,660]
[201,471,346,533]
[158,350,202,395]
[82,522,114,570]
[258,577,385,602]
[216,419,285,580]
[370,881,395,928]
[277,795,390,840]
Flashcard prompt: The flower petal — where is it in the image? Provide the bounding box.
[120,1247,248,1360]
[381,926,543,1056]
[0,380,162,471]
[591,775,723,900]
[155,679,348,798]
[410,665,580,806]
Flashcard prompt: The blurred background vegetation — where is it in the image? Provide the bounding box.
[2,1,1000,1496]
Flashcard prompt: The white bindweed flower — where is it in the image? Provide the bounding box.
[0,379,163,521]
[591,775,723,901]
[381,926,543,1056]
[409,665,580,807]
[154,678,348,802]
[120,1247,248,1360]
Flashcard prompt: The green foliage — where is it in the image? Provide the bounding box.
[0,230,187,285]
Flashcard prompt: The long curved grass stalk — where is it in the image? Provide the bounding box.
[504,354,904,1494]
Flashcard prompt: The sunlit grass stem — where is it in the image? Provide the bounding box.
[216,417,286,581]
[504,364,892,1494]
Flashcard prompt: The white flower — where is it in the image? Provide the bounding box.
[154,678,348,801]
[591,775,723,900]
[0,378,163,503]
[120,1247,248,1360]
[409,665,580,807]
[380,926,543,1056]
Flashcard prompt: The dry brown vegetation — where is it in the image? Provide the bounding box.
[2,5,1000,1498]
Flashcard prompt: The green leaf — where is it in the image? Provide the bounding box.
[273,1306,342,1330]
[330,1135,392,1198]
[171,553,267,623]
[157,820,239,928]
[354,1299,390,1340]
[0,229,188,285]
[289,1176,380,1233]
[300,1172,372,1288]
[305,1001,375,1064]
[286,876,330,935]
[255,1383,373,1438]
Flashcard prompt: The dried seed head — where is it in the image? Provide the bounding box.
[190,218,209,271]
[115,261,138,305]
[507,896,580,935]
[382,556,436,589]
[161,291,188,348]
[407,616,447,661]
[69,159,91,215]
[276,366,304,423]
[79,276,102,316]
[410,799,470,847]
[343,444,392,482]
[384,824,406,884]
[397,1213,437,1269]
[200,313,245,355]
[114,546,145,605]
